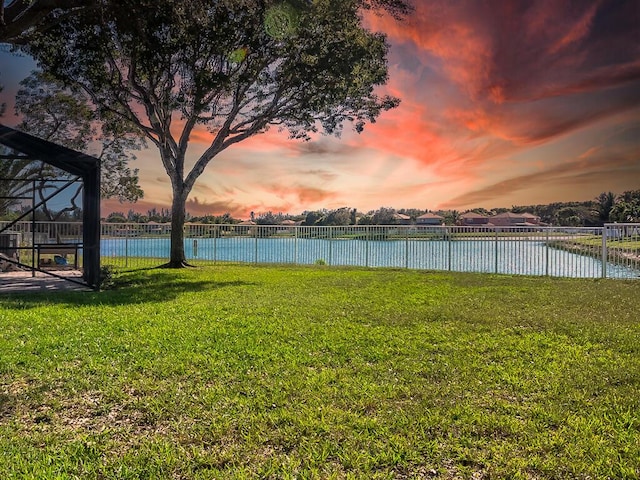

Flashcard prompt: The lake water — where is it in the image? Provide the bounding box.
[101,236,640,279]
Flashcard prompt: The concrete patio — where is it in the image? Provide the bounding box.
[0,270,92,294]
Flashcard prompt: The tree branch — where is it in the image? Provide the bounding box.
[1,0,88,43]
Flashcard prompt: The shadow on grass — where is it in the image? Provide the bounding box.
[0,268,258,309]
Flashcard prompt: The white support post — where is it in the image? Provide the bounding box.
[602,226,607,279]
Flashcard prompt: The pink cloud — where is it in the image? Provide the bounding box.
[547,1,602,55]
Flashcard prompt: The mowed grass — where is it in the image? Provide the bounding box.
[560,235,640,251]
[1,265,639,479]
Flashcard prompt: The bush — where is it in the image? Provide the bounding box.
[99,264,118,290]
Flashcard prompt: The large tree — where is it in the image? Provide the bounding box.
[23,0,410,266]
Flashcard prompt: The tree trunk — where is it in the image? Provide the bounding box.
[164,186,190,268]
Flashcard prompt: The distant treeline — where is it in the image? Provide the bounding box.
[508,190,639,226]
[2,191,638,227]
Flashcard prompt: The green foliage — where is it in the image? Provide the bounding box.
[98,264,118,290]
[264,1,301,39]
[509,192,639,226]
[255,211,281,225]
[322,207,353,226]
[610,190,640,223]
[371,206,397,225]
[192,212,239,224]
[303,207,354,226]
[145,207,172,223]
[0,0,412,45]
[105,211,127,223]
[15,71,144,205]
[441,209,459,225]
[554,206,587,227]
[595,191,616,224]
[302,209,326,226]
[0,266,639,478]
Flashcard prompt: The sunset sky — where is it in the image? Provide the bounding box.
[1,0,639,219]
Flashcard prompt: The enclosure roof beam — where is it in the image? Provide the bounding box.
[0,124,98,176]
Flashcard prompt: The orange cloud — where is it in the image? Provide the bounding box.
[263,183,338,205]
[439,146,640,209]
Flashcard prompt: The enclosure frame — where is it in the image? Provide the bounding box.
[0,124,100,289]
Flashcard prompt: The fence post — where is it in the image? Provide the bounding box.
[494,228,499,274]
[125,225,129,268]
[294,226,298,265]
[405,227,409,269]
[214,225,218,264]
[545,228,549,276]
[31,182,36,277]
[329,226,333,266]
[254,227,258,264]
[447,227,452,271]
[602,226,607,279]
[365,226,370,267]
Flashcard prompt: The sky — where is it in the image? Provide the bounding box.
[1,0,639,219]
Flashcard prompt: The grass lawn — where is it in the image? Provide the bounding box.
[1,265,639,479]
[556,235,640,251]
[547,237,640,272]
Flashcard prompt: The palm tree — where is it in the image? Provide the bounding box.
[447,210,461,225]
[595,191,616,225]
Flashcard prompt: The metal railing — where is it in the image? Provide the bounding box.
[602,223,640,278]
[0,220,84,272]
[2,221,639,279]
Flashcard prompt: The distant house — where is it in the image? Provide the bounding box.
[416,213,444,226]
[459,212,490,226]
[278,219,300,233]
[147,221,171,235]
[235,220,257,235]
[145,221,164,234]
[392,213,412,225]
[490,212,540,226]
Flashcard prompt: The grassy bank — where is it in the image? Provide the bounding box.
[548,236,640,272]
[1,265,639,479]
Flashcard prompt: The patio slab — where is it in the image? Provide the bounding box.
[0,270,92,294]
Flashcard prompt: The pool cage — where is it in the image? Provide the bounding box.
[0,124,100,289]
